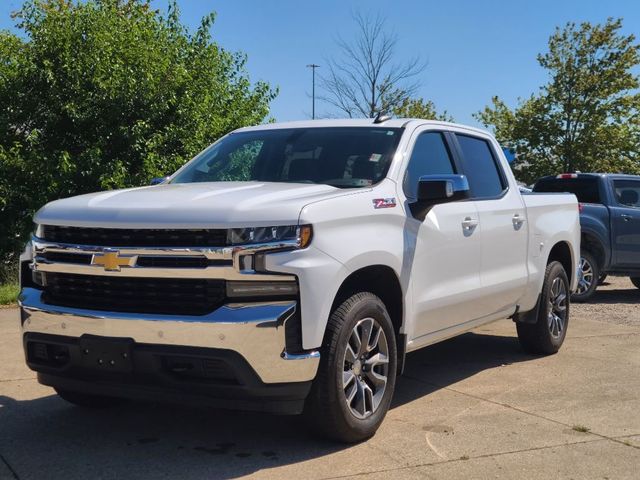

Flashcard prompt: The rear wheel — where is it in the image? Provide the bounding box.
[55,388,125,408]
[305,292,397,443]
[572,251,599,302]
[631,277,640,289]
[517,261,569,355]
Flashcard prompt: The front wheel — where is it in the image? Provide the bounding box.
[630,277,640,289]
[572,251,599,302]
[304,292,397,443]
[517,261,570,355]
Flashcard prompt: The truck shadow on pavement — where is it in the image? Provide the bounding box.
[0,331,536,479]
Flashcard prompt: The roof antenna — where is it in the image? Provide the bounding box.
[373,111,391,124]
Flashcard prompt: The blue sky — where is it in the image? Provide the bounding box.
[1,0,639,126]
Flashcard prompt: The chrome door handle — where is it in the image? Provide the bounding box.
[621,214,632,222]
[512,214,525,229]
[462,217,478,230]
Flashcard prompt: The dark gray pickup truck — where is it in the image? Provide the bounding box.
[533,173,640,301]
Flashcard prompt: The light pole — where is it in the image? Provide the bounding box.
[306,64,320,119]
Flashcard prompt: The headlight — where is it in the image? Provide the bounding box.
[34,223,44,239]
[227,224,312,248]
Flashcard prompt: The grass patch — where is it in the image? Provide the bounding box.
[0,283,19,305]
[572,425,591,433]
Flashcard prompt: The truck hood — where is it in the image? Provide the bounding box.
[35,182,360,228]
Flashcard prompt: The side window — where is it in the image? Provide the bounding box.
[613,180,640,207]
[456,134,506,199]
[403,132,455,199]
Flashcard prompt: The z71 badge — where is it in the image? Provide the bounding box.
[372,198,397,209]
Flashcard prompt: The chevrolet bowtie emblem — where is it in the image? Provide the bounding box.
[91,250,137,271]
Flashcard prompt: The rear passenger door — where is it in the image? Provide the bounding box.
[610,179,640,268]
[452,133,528,318]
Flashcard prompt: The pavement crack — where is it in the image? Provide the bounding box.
[0,452,20,480]
[0,377,36,383]
[569,332,640,339]
[317,438,605,480]
[403,374,640,450]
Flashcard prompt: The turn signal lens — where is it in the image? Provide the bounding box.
[298,225,313,249]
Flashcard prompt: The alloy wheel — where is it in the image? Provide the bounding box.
[576,256,594,295]
[548,276,567,338]
[342,317,389,419]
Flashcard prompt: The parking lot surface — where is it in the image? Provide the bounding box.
[1,277,639,479]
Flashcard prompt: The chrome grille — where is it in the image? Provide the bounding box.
[37,252,232,269]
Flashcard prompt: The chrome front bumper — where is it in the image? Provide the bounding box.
[19,288,319,384]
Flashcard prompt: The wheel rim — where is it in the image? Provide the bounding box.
[342,317,389,419]
[548,277,567,338]
[576,256,594,295]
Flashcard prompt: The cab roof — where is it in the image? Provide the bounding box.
[233,118,491,136]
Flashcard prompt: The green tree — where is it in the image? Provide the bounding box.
[392,97,453,122]
[476,18,640,184]
[0,0,276,275]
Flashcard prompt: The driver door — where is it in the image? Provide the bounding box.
[403,129,482,340]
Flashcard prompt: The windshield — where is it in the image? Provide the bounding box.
[170,127,403,188]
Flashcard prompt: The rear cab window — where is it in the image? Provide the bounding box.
[613,179,640,208]
[454,134,507,199]
[533,177,602,204]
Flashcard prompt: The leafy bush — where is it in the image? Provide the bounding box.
[0,0,277,275]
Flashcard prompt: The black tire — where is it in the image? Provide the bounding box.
[572,251,599,302]
[55,388,125,408]
[631,277,640,289]
[517,261,569,355]
[304,292,397,443]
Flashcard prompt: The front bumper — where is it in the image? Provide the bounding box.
[19,288,320,385]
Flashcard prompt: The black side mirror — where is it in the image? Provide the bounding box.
[417,174,470,204]
[150,176,169,185]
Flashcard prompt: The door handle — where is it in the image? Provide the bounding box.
[621,214,632,222]
[512,213,525,229]
[462,217,478,230]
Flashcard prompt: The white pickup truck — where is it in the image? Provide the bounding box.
[19,119,580,442]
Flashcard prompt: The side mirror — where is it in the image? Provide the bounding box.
[417,174,470,204]
[150,176,169,185]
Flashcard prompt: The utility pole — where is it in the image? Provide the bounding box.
[306,64,320,119]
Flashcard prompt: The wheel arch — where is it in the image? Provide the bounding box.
[331,265,406,374]
[581,230,607,271]
[331,265,404,334]
[547,241,574,285]
[516,240,574,325]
